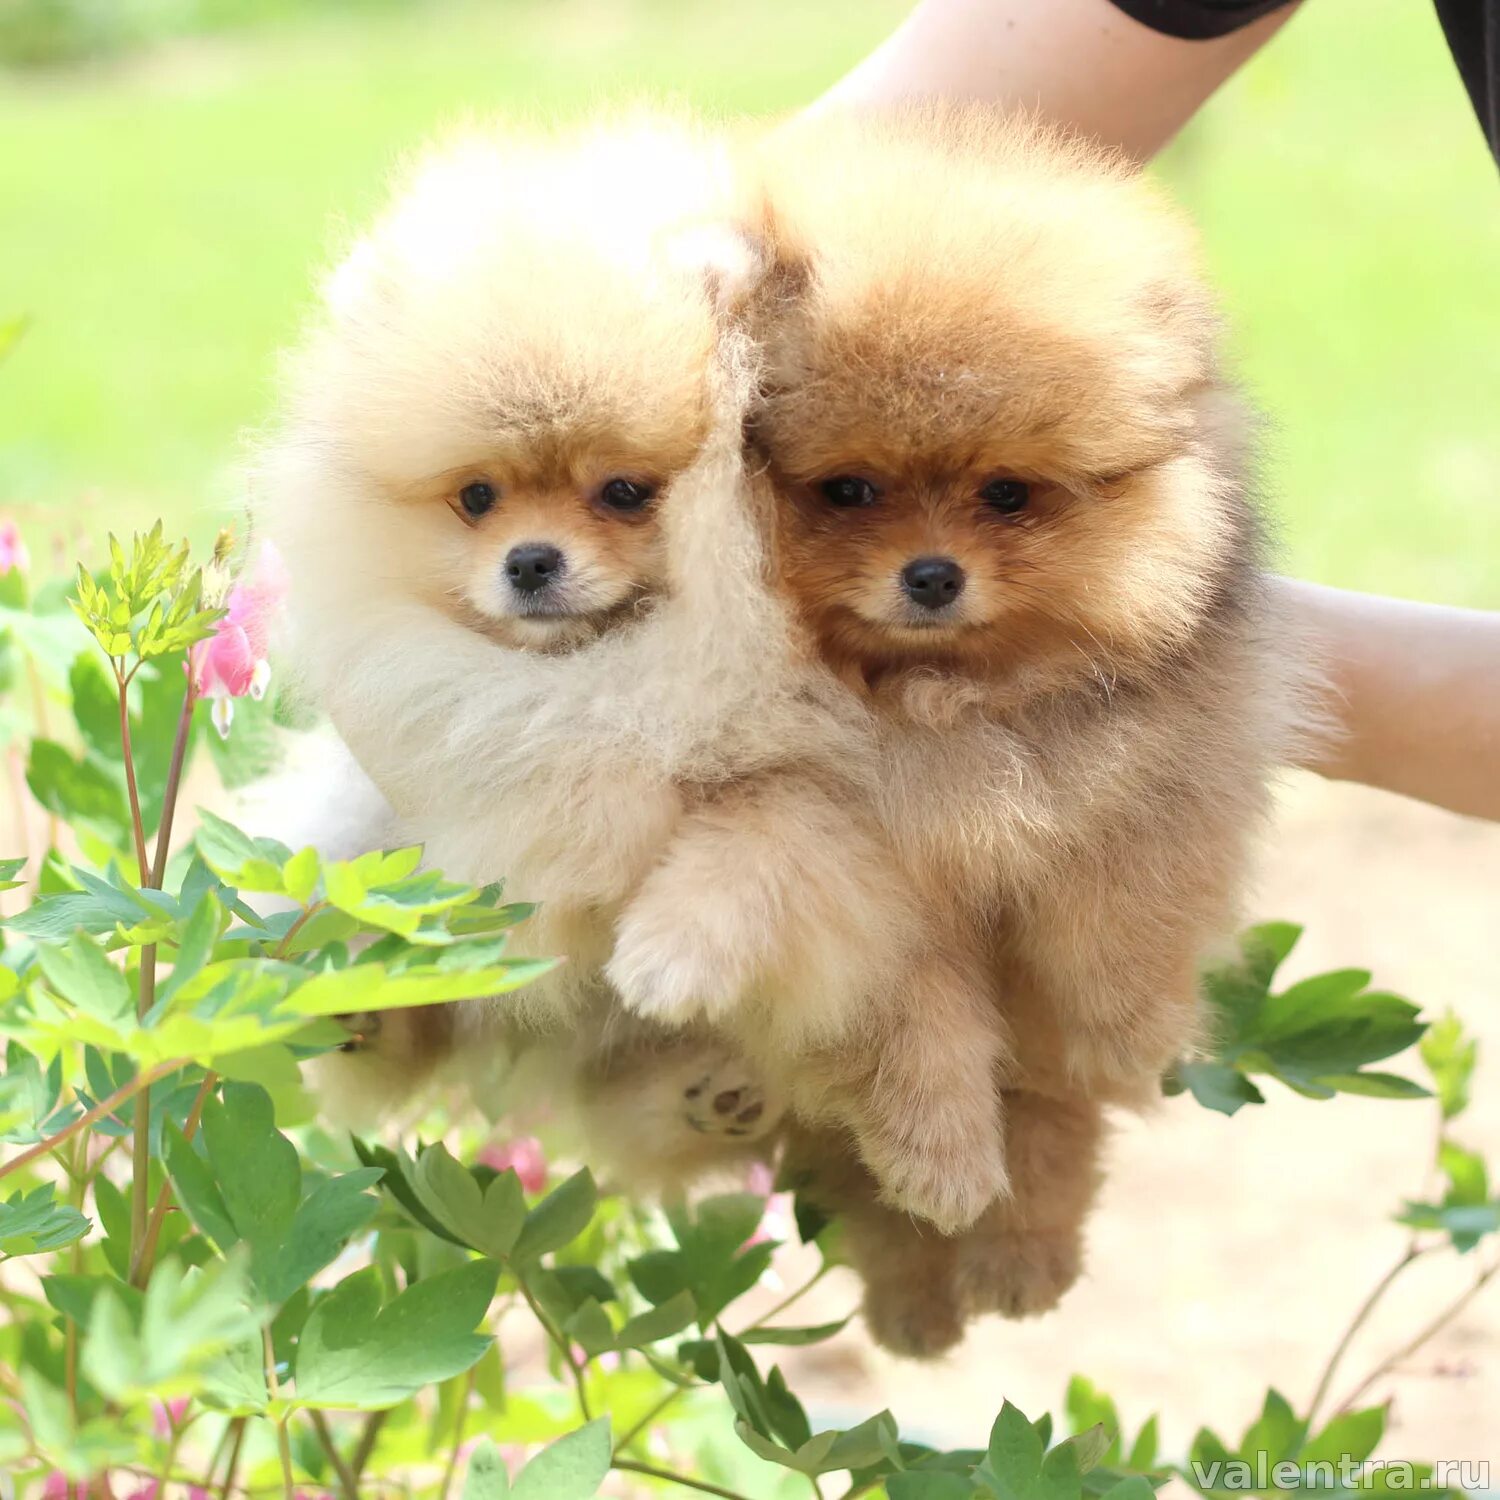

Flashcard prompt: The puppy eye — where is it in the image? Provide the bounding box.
[458,481,497,518]
[819,475,879,508]
[599,477,655,513]
[980,478,1030,515]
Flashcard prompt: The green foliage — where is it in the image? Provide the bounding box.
[0,527,1483,1497]
[1169,925,1430,1114]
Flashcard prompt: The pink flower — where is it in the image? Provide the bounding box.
[151,1395,190,1435]
[40,1475,70,1500]
[0,520,29,576]
[478,1135,547,1194]
[190,539,287,737]
[742,1162,790,1252]
[123,1485,159,1500]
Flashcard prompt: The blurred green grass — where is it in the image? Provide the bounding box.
[0,0,1496,603]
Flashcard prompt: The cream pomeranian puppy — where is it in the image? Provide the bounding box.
[743,108,1314,1354]
[255,116,1010,1230]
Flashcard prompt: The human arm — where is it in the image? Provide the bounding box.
[811,0,1299,159]
[1277,577,1500,821]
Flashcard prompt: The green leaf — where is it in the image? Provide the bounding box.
[1420,1013,1478,1121]
[1239,923,1302,989]
[1396,1199,1500,1253]
[69,651,122,763]
[283,846,321,905]
[35,931,133,1023]
[1438,1139,1489,1205]
[1317,1071,1429,1100]
[463,1439,513,1500]
[1097,1480,1158,1500]
[1301,1406,1384,1465]
[888,1476,977,1499]
[293,1260,498,1409]
[988,1402,1046,1496]
[193,808,290,892]
[615,1290,698,1349]
[1237,1389,1305,1463]
[1065,1378,1122,1467]
[199,1332,271,1416]
[741,1317,851,1346]
[627,1249,689,1307]
[26,738,129,836]
[1125,1416,1159,1472]
[169,1083,381,1303]
[80,1256,259,1402]
[510,1418,612,1500]
[409,1142,525,1260]
[1174,1058,1264,1116]
[817,1409,900,1474]
[512,1169,598,1264]
[158,889,226,1006]
[0,1185,90,1257]
[564,1298,616,1358]
[353,1136,468,1246]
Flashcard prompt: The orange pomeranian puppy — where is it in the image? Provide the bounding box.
[256,116,1010,1229]
[745,109,1314,1354]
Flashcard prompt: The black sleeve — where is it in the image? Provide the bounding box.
[1102,0,1499,170]
[1100,0,1293,40]
[1433,1,1499,166]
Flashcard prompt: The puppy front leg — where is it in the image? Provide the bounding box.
[819,947,1011,1236]
[953,1089,1104,1320]
[606,775,907,1032]
[781,1123,967,1360]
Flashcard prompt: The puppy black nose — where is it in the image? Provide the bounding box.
[505,543,563,594]
[900,556,966,608]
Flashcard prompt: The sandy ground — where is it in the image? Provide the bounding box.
[762,774,1500,1468]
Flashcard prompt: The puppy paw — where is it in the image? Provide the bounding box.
[955,1228,1081,1320]
[606,898,752,1025]
[863,1274,967,1360]
[682,1060,782,1142]
[861,1124,1010,1236]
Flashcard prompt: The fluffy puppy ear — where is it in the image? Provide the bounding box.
[321,234,393,327]
[663,221,765,318]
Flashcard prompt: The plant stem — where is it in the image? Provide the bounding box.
[742,1264,831,1333]
[1307,1244,1428,1423]
[115,665,150,885]
[615,1383,695,1455]
[0,1058,188,1183]
[219,1417,248,1500]
[264,1325,293,1500]
[150,680,196,887]
[131,1068,216,1287]
[124,679,197,1285]
[438,1366,479,1500]
[517,1275,593,1421]
[1336,1257,1500,1413]
[611,1459,755,1500]
[128,952,158,1276]
[274,900,328,960]
[350,1410,388,1483]
[116,662,160,1276]
[310,1409,359,1500]
[64,1136,85,1421]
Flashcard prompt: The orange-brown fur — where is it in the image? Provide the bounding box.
[743,108,1312,1353]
